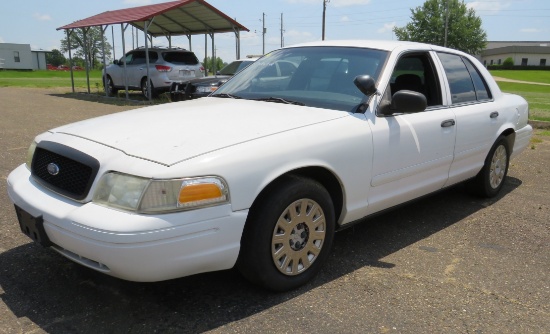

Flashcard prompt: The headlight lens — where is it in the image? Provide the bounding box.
[93,173,149,211]
[93,173,229,214]
[26,141,37,170]
[195,85,218,93]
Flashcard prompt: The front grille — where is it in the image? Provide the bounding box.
[31,141,100,200]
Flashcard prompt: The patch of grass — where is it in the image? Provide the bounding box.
[538,130,550,137]
[496,82,550,122]
[0,69,103,88]
[490,70,550,84]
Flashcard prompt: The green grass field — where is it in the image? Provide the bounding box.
[489,70,550,84]
[0,69,103,88]
[490,72,550,122]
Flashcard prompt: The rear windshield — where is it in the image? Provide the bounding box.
[162,52,199,65]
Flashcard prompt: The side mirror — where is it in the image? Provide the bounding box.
[390,90,427,113]
[354,75,377,96]
[113,59,119,65]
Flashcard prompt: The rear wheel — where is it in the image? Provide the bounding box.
[141,78,157,99]
[468,136,510,197]
[237,175,335,291]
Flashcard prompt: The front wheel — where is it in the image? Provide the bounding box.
[237,175,335,291]
[468,136,510,197]
[104,76,118,97]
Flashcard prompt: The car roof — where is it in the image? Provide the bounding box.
[280,39,467,56]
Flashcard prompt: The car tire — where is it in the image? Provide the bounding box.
[237,175,335,291]
[468,136,510,198]
[104,76,118,97]
[141,78,157,99]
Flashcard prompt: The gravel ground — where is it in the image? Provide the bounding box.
[0,87,549,334]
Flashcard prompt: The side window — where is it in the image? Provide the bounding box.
[437,52,493,104]
[388,53,442,107]
[122,53,133,65]
[437,52,476,104]
[132,51,146,65]
[14,51,20,63]
[463,58,492,100]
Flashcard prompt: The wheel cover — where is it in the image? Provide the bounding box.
[489,145,507,189]
[142,80,151,97]
[107,78,114,94]
[271,198,326,276]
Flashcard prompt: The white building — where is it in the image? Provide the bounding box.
[480,41,550,67]
[0,43,49,70]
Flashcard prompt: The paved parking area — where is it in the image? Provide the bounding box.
[1,87,549,333]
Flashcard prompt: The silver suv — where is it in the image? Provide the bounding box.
[103,47,204,98]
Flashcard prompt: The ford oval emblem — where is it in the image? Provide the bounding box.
[47,163,60,176]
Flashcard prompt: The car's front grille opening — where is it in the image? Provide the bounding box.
[31,141,100,201]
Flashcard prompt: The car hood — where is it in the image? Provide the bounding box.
[52,98,348,166]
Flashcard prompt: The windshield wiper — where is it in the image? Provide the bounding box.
[253,97,305,106]
[212,93,242,99]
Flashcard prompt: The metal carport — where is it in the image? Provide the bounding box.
[57,0,249,101]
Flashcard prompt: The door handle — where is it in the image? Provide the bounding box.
[441,119,455,127]
[490,111,499,118]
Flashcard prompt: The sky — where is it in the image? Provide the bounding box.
[1,0,549,63]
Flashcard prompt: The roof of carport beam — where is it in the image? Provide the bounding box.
[56,0,249,36]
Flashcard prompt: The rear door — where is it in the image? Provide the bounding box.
[435,52,500,186]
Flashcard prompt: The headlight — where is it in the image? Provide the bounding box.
[26,141,37,170]
[93,172,149,211]
[93,173,229,214]
[195,85,218,93]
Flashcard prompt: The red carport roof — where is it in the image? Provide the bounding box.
[57,0,248,36]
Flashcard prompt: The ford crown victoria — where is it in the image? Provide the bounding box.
[7,40,532,291]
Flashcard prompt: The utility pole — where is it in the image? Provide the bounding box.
[444,0,449,47]
[262,12,266,54]
[281,13,284,48]
[322,0,329,40]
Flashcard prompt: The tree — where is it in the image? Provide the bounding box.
[60,27,112,69]
[503,57,514,66]
[46,49,66,67]
[203,56,224,74]
[393,0,487,55]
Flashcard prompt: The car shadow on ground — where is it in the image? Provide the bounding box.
[0,179,521,333]
[48,91,172,106]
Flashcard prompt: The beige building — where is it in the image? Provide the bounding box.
[480,41,550,67]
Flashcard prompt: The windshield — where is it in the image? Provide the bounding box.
[212,46,388,111]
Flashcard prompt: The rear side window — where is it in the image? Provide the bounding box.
[463,58,492,100]
[162,52,199,65]
[437,52,492,104]
[128,51,158,64]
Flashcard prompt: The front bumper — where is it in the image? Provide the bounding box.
[7,164,247,282]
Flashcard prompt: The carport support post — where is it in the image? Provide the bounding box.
[233,26,240,60]
[66,30,75,93]
[82,27,91,94]
[144,19,153,102]
[121,23,129,100]
[101,25,109,97]
[204,34,208,77]
[210,32,216,74]
[187,35,192,51]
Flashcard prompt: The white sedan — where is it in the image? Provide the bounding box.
[7,40,532,291]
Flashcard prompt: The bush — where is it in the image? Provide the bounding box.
[503,57,514,67]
